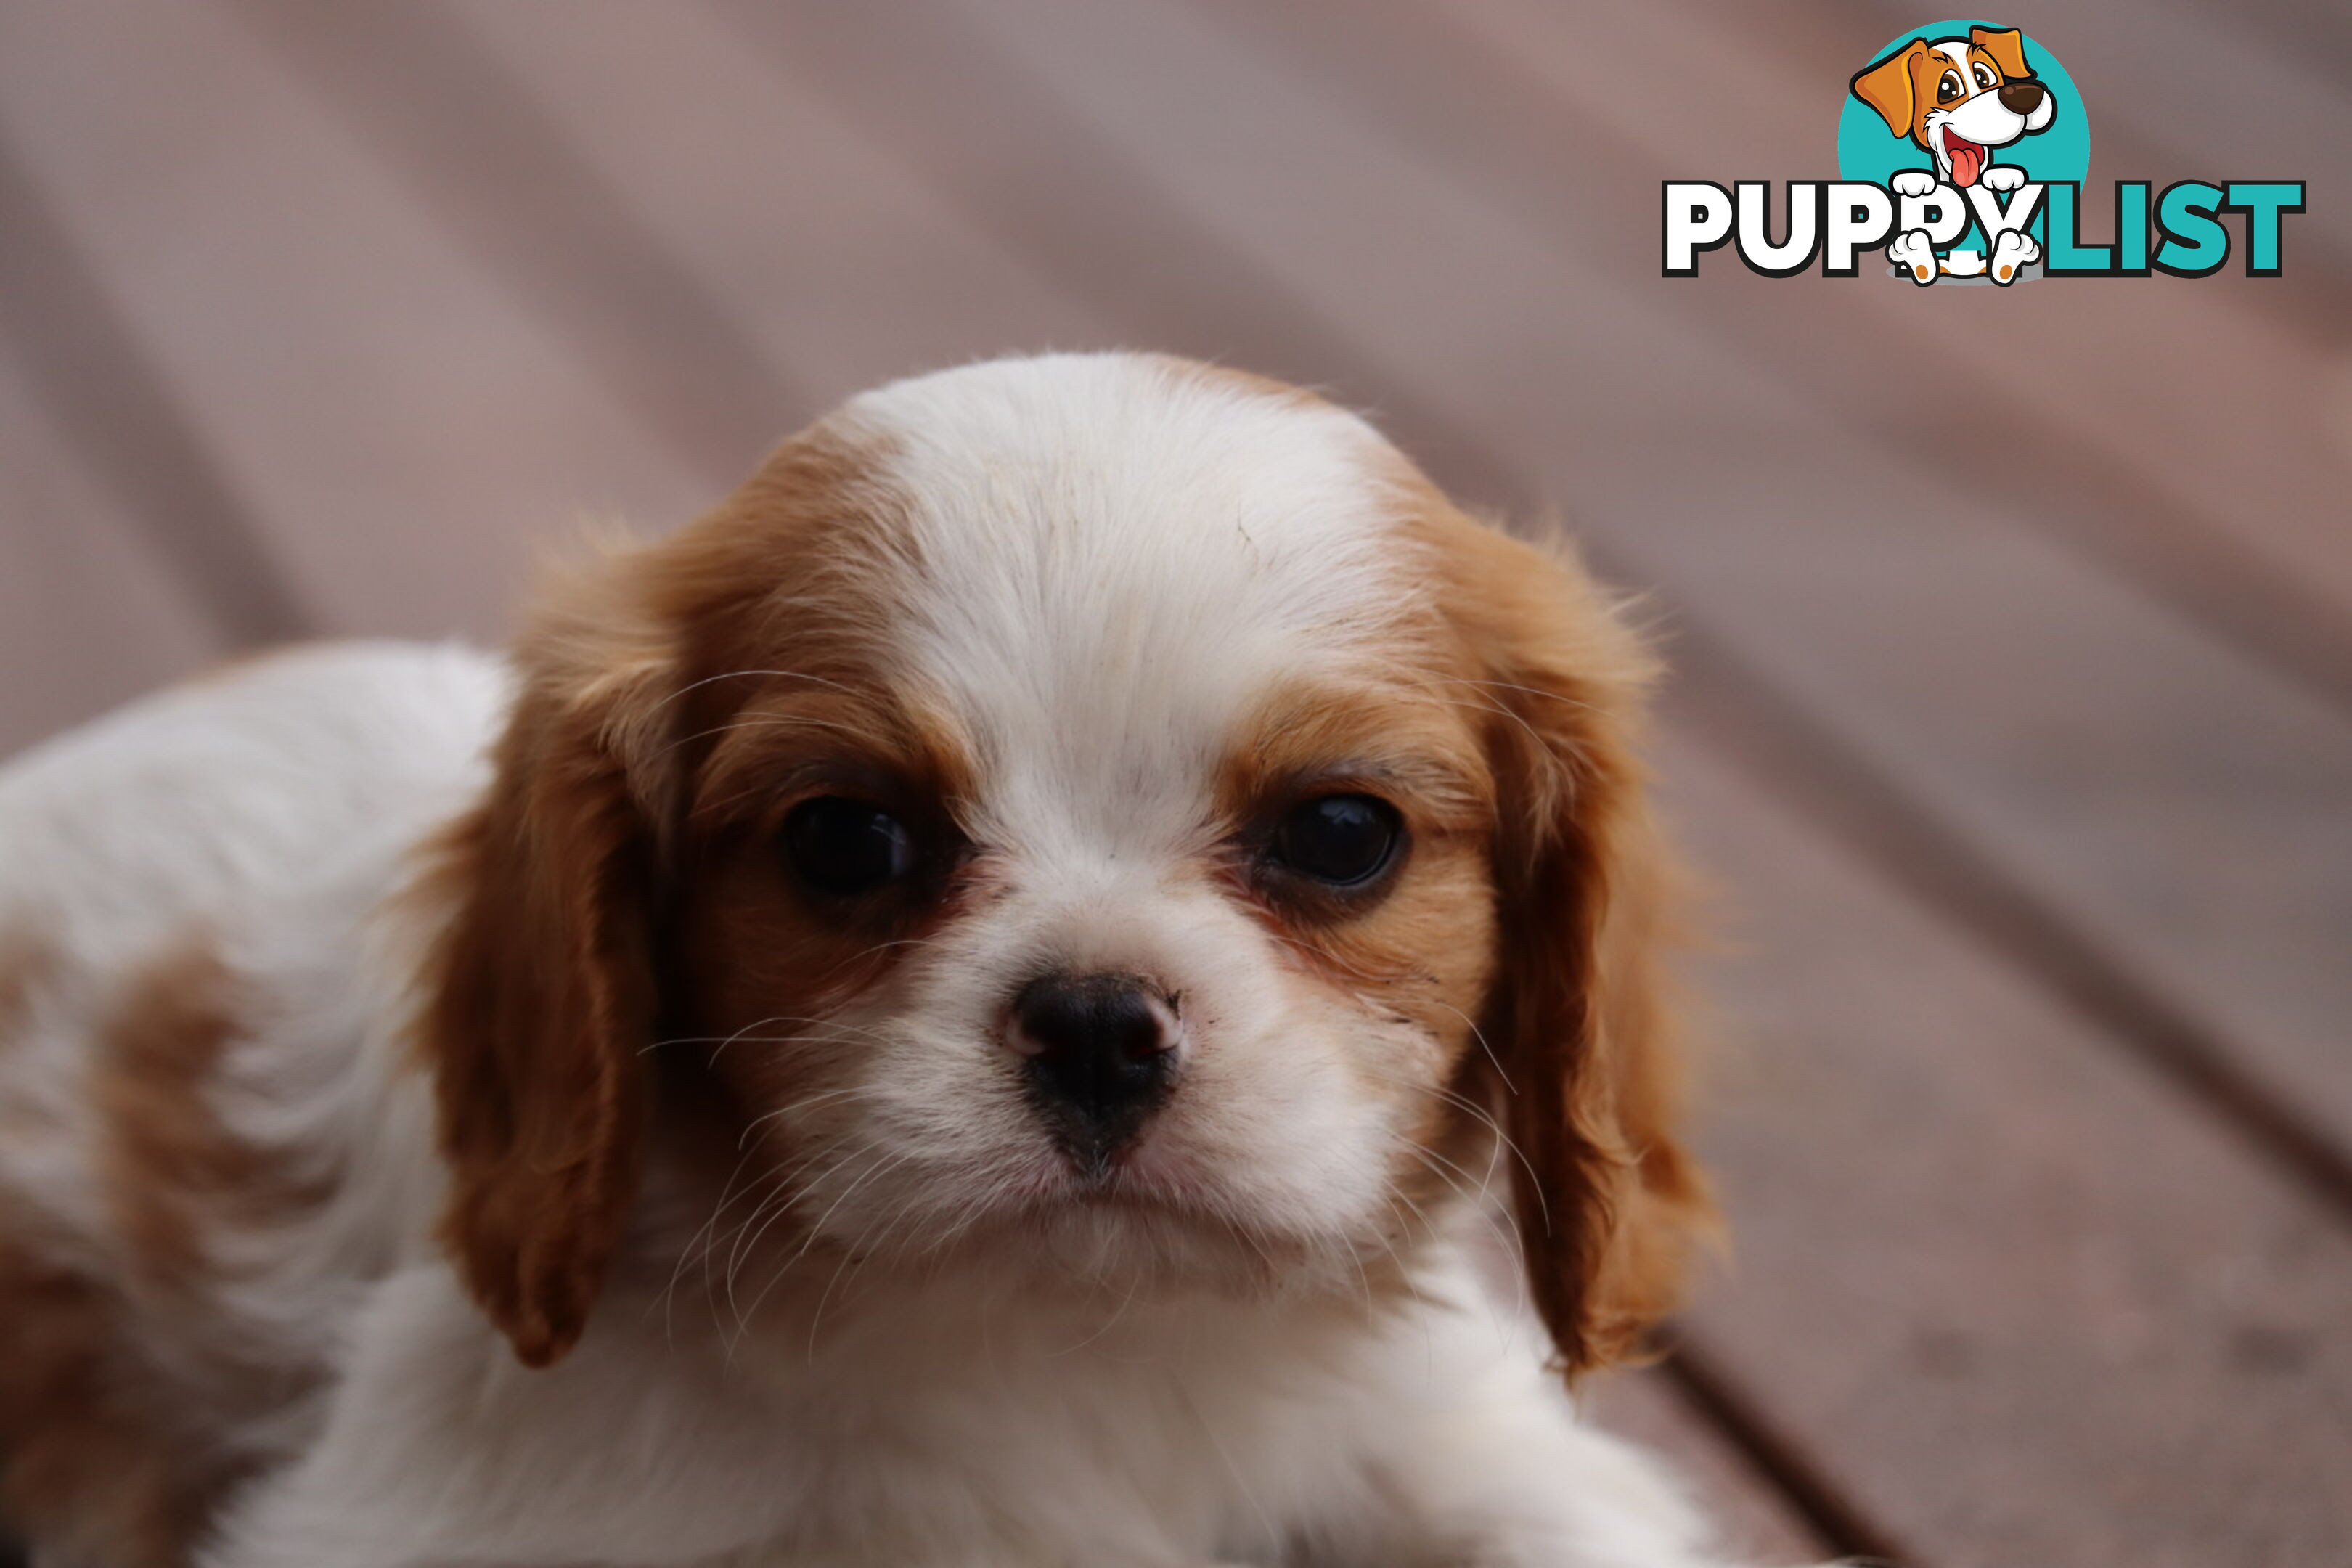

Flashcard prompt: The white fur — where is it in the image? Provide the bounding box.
[0,356,1788,1567]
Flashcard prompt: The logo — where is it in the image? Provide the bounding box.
[1662,20,2305,286]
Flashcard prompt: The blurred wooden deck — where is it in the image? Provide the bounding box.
[1,3,2348,1564]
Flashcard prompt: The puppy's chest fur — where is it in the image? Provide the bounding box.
[253,1206,1515,1567]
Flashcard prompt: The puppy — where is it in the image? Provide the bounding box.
[0,354,1760,1567]
[1855,25,2054,284]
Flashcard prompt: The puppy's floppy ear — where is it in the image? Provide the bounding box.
[1850,39,1927,138]
[416,558,682,1368]
[1969,26,2032,81]
[1430,506,1711,1375]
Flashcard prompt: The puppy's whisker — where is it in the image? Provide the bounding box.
[717,1138,862,1323]
[637,1015,898,1058]
[802,1167,940,1360]
[735,1144,912,1352]
[721,1129,887,1304]
[741,1135,902,1303]
[1395,992,1514,1098]
[1333,1053,1549,1240]
[734,1085,874,1148]
[655,1135,778,1342]
[1254,927,1419,990]
[1388,1136,1522,1267]
[837,934,954,962]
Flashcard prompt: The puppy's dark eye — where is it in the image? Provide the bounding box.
[1938,70,1964,102]
[783,796,917,897]
[1270,794,1402,887]
[1973,62,1996,89]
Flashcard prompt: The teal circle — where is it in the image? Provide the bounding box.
[1837,20,2088,254]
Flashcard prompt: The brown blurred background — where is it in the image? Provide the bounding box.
[1,3,2347,1564]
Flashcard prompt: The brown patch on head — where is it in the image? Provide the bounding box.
[415,414,940,1366]
[1214,675,1500,1130]
[674,675,979,1112]
[1381,470,1712,1377]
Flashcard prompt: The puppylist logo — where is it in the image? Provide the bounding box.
[1663,20,2306,286]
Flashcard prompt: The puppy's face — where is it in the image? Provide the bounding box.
[422,356,1703,1373]
[671,401,1497,1296]
[1850,27,2054,189]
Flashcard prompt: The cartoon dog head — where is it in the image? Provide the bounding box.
[1851,26,2055,189]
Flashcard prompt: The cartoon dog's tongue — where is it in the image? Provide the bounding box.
[1947,134,1985,188]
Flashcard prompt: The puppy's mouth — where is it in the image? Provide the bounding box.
[1943,131,1986,188]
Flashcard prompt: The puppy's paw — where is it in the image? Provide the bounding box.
[1981,164,2027,193]
[1990,228,2041,284]
[1890,169,1938,198]
[1887,228,1937,285]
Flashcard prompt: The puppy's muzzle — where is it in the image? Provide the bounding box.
[1008,972,1179,1175]
[1998,78,2046,115]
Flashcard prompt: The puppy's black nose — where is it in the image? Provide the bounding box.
[1009,972,1177,1170]
[1998,78,2045,115]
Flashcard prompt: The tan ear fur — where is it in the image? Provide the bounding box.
[1969,26,2032,81]
[417,563,679,1368]
[1430,510,1712,1375]
[1850,40,1927,138]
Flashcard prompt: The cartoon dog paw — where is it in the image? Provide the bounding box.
[1890,169,1938,198]
[1990,229,2040,284]
[1981,164,2027,193]
[1887,228,1938,285]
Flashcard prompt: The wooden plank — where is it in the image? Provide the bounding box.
[714,0,1381,399]
[0,134,306,649]
[750,0,2352,1209]
[0,0,708,642]
[450,0,1122,417]
[2223,0,2352,79]
[224,0,801,489]
[1659,726,2352,1566]
[0,348,227,760]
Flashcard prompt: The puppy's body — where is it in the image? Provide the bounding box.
[0,355,1757,1567]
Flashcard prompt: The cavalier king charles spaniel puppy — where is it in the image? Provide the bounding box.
[0,354,1760,1567]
